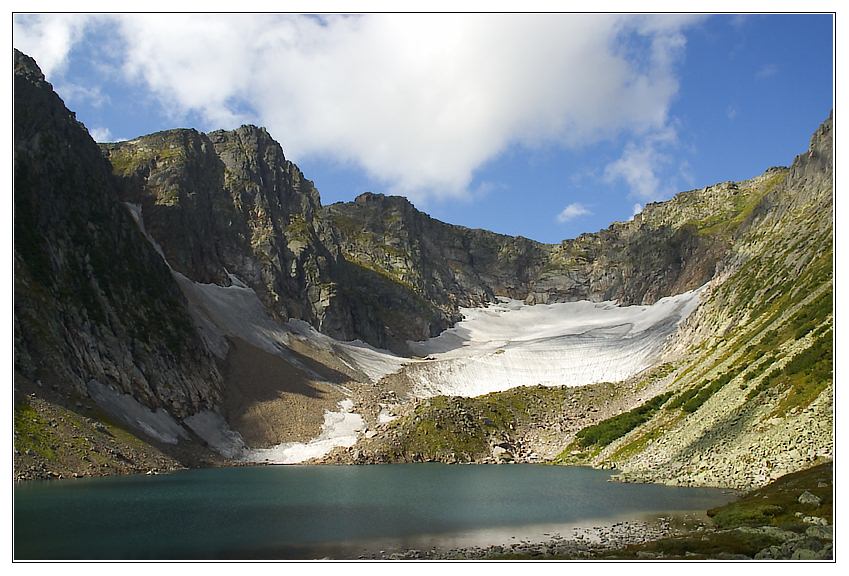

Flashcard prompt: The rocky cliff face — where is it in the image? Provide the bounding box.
[325,193,548,309]
[324,170,775,324]
[14,46,832,489]
[323,115,833,491]
[104,119,772,354]
[102,129,451,353]
[102,126,339,329]
[14,49,223,419]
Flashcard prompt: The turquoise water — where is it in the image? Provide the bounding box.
[14,464,734,559]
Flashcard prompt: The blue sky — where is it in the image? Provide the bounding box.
[13,13,833,244]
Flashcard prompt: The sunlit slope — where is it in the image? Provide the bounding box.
[565,115,833,489]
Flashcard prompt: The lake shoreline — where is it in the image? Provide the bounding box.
[15,464,736,560]
[339,511,709,560]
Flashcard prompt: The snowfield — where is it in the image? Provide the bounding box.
[119,201,704,462]
[405,289,703,397]
[173,273,401,464]
[174,276,702,462]
[241,399,365,464]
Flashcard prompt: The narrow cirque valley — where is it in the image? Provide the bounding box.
[13,47,832,495]
[12,41,834,564]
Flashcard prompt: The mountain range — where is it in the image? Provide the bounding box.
[13,48,833,490]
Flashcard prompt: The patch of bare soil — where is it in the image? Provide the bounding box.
[220,337,347,447]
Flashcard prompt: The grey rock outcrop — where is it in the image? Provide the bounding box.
[102,129,450,353]
[325,177,758,328]
[14,49,223,418]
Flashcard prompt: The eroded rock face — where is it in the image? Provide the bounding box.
[325,178,759,323]
[13,49,222,417]
[101,126,453,353]
[98,99,779,354]
[102,125,338,328]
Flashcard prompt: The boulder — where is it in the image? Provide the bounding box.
[798,491,822,506]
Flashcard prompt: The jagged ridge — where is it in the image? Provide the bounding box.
[14,50,222,418]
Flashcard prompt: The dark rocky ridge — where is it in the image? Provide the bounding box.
[102,128,451,353]
[325,187,733,315]
[103,117,765,353]
[14,49,222,419]
[13,44,832,499]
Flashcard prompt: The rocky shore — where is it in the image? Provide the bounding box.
[354,461,834,561]
[355,516,833,561]
[354,517,694,560]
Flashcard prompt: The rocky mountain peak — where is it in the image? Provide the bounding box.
[14,48,222,419]
[14,48,45,85]
[354,191,384,204]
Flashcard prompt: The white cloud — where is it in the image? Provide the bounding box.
[557,202,591,223]
[603,127,679,201]
[13,14,97,78]
[726,104,738,120]
[88,127,114,142]
[13,13,703,202]
[56,82,110,108]
[755,63,779,79]
[632,203,643,218]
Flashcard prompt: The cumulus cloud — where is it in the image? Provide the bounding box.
[603,126,680,200]
[557,202,592,223]
[13,13,702,202]
[13,14,95,78]
[88,127,115,142]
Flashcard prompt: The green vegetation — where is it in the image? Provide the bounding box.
[380,384,593,462]
[14,400,55,460]
[613,530,784,560]
[106,142,186,178]
[667,371,736,413]
[746,327,832,412]
[608,412,685,463]
[399,396,491,458]
[570,392,673,449]
[789,288,832,340]
[688,171,786,238]
[708,462,832,529]
[285,214,314,243]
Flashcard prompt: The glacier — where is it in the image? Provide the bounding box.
[404,289,703,397]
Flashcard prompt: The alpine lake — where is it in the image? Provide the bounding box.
[14,463,736,559]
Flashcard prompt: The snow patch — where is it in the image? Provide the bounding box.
[123,203,168,262]
[85,380,187,445]
[405,288,704,397]
[242,399,365,464]
[175,274,406,383]
[183,411,247,459]
[378,408,398,424]
[285,319,408,383]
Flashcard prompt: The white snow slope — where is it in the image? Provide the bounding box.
[405,289,703,398]
[241,399,365,464]
[173,272,402,464]
[122,202,405,463]
[120,200,704,461]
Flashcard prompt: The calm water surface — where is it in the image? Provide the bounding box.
[14,464,735,559]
